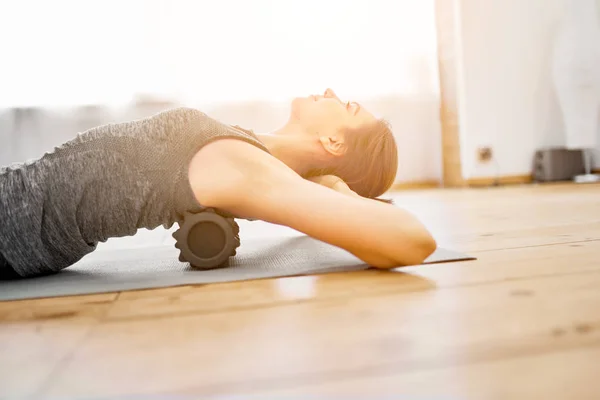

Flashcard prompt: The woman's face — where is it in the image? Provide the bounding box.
[290,88,376,136]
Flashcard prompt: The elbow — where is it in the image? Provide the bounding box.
[415,234,438,264]
[372,233,438,269]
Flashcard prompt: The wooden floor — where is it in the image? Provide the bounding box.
[1,182,600,399]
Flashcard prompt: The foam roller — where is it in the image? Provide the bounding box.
[172,209,240,269]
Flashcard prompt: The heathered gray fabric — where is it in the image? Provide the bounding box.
[0,107,268,278]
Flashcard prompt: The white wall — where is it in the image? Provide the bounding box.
[458,0,600,179]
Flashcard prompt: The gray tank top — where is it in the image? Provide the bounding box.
[0,107,269,278]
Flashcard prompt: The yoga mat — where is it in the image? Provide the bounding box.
[0,232,474,301]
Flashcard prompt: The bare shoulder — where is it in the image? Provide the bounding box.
[187,138,297,210]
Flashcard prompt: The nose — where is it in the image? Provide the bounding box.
[324,88,338,100]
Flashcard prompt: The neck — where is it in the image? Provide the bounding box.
[256,124,323,176]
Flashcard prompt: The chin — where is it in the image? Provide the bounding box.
[289,96,309,122]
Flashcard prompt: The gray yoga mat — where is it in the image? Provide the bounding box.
[0,232,474,301]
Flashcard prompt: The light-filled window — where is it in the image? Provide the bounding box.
[0,0,439,107]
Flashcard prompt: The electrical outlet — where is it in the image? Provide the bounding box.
[477,147,493,162]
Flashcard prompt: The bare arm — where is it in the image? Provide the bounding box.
[188,139,437,268]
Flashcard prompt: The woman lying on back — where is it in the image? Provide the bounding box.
[0,88,436,279]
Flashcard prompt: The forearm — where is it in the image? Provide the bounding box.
[297,186,436,267]
[233,175,437,268]
[350,196,435,267]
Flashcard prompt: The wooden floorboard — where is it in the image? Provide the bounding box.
[225,347,600,400]
[33,263,600,398]
[1,182,599,399]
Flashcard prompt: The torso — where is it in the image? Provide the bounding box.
[0,107,274,277]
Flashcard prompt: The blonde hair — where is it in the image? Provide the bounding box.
[306,119,398,201]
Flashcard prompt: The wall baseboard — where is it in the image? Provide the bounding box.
[392,169,600,191]
[391,175,532,190]
[391,180,441,190]
[466,174,532,187]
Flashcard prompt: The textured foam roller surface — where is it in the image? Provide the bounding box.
[0,231,474,301]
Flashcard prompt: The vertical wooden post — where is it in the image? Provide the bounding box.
[435,0,466,187]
